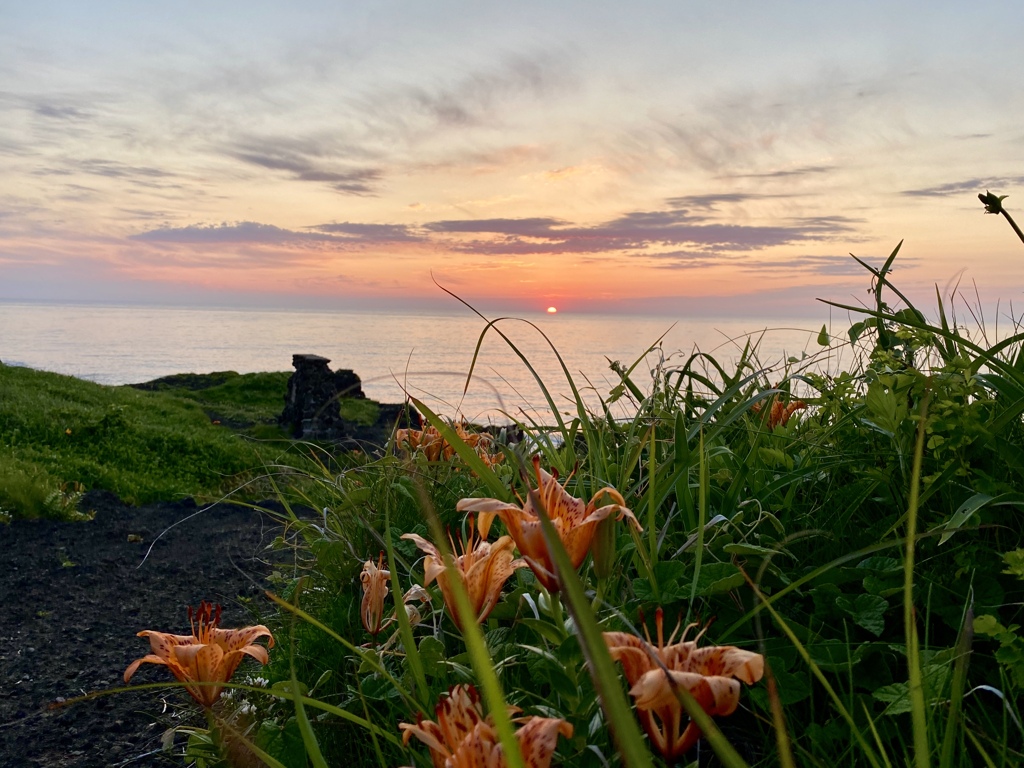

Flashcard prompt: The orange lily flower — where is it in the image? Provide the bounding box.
[752,396,807,428]
[401,517,525,631]
[400,684,572,768]
[457,455,640,592]
[124,601,274,709]
[396,419,505,469]
[360,552,391,637]
[603,608,764,762]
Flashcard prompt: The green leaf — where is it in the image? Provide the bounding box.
[938,492,992,545]
[418,636,447,677]
[632,578,656,601]
[519,618,568,645]
[692,562,745,596]
[863,381,906,436]
[633,559,689,602]
[749,664,812,708]
[873,664,950,716]
[972,614,1007,638]
[723,542,784,558]
[857,556,902,573]
[862,574,902,598]
[835,594,888,637]
[291,652,329,768]
[817,324,830,346]
[1003,548,1024,579]
[806,639,852,671]
[849,320,870,343]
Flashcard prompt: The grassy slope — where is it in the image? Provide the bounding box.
[0,365,293,519]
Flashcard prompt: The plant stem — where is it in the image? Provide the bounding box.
[1001,207,1024,246]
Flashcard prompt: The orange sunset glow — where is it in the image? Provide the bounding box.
[1,4,1023,316]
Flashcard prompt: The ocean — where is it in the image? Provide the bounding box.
[0,301,838,423]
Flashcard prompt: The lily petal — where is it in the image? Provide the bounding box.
[124,602,274,709]
[515,716,574,768]
[123,653,169,683]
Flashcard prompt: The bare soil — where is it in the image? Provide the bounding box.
[0,491,288,767]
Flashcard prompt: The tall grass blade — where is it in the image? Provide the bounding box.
[763,663,797,768]
[646,424,657,565]
[291,672,329,768]
[861,701,895,768]
[686,430,708,626]
[384,500,430,708]
[904,391,931,768]
[939,597,974,768]
[962,728,998,768]
[288,587,330,768]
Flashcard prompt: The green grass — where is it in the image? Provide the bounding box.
[130,370,292,431]
[0,365,292,518]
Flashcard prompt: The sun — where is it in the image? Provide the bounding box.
[546,306,558,314]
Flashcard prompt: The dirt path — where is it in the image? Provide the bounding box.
[0,491,289,767]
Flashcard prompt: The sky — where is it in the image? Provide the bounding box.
[2,1,1024,317]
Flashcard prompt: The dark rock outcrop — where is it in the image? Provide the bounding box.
[279,354,418,448]
[279,354,364,440]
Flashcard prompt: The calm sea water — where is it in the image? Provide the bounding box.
[0,302,835,422]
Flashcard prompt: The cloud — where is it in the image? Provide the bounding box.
[28,158,184,191]
[310,222,424,242]
[900,176,1024,197]
[742,253,878,277]
[424,205,859,256]
[665,193,766,211]
[604,250,870,277]
[725,165,834,180]
[73,159,175,179]
[34,103,91,120]
[359,52,571,135]
[426,217,565,236]
[228,143,382,194]
[133,220,425,246]
[131,221,341,244]
[208,53,570,197]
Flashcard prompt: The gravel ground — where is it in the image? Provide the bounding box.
[0,491,289,768]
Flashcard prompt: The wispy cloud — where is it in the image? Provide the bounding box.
[27,157,185,193]
[742,253,873,276]
[132,220,425,246]
[227,139,382,195]
[34,103,92,121]
[900,175,1024,197]
[665,193,767,211]
[356,52,572,136]
[132,221,342,244]
[309,222,424,242]
[725,165,834,180]
[608,69,906,180]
